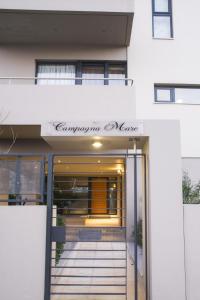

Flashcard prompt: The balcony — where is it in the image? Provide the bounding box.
[0,77,135,126]
[0,0,134,46]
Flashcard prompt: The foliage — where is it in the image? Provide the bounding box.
[136,219,143,247]
[132,219,143,248]
[182,171,200,204]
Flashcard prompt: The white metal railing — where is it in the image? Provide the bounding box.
[0,77,134,86]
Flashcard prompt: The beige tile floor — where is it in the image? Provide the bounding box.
[51,219,145,300]
[51,241,145,300]
[51,241,126,300]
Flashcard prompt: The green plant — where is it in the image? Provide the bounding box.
[182,171,200,204]
[55,215,65,265]
[131,219,143,248]
[136,219,143,247]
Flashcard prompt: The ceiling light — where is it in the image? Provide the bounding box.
[92,141,103,149]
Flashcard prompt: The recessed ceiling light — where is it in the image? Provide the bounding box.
[97,160,101,163]
[92,141,103,149]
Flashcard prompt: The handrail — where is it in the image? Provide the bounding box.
[0,76,134,86]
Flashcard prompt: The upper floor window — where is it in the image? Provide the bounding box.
[155,85,200,104]
[152,0,173,39]
[36,61,127,86]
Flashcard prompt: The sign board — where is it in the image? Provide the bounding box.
[41,121,144,137]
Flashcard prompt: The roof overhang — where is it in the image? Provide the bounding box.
[0,9,134,46]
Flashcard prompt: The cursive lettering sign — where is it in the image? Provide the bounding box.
[42,121,144,137]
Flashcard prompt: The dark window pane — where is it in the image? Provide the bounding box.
[108,65,126,86]
[82,65,104,85]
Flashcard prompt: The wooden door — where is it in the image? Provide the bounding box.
[91,178,107,214]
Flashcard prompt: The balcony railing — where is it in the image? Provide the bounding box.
[0,77,134,86]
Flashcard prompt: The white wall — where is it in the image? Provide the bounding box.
[144,120,186,300]
[0,45,126,77]
[129,0,200,157]
[184,205,200,300]
[0,85,135,125]
[0,206,46,300]
[0,0,200,157]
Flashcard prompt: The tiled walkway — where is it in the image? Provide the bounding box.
[51,241,128,300]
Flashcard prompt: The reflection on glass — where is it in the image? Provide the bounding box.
[54,176,119,215]
[20,161,41,198]
[54,177,89,215]
[154,16,171,38]
[82,65,104,85]
[175,88,200,104]
[156,88,171,102]
[108,179,118,214]
[126,156,146,300]
[108,65,126,86]
[154,0,169,12]
[0,158,43,204]
[0,160,16,197]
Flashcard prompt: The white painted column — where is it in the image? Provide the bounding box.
[144,120,186,300]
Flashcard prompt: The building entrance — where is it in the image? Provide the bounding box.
[45,154,147,300]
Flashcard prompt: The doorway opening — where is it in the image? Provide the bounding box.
[45,154,147,300]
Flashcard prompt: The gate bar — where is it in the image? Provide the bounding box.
[44,154,54,300]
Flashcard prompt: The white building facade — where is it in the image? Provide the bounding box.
[0,1,199,300]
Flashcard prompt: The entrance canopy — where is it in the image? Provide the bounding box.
[0,124,147,152]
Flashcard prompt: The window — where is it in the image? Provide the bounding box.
[155,85,200,104]
[36,61,127,86]
[54,176,118,215]
[0,156,44,204]
[152,0,173,38]
[37,63,76,85]
[81,64,104,85]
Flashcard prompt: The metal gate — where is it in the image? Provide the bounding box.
[44,154,147,300]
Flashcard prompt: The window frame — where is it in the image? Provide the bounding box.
[154,85,200,104]
[35,60,127,86]
[152,0,173,39]
[154,86,175,103]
